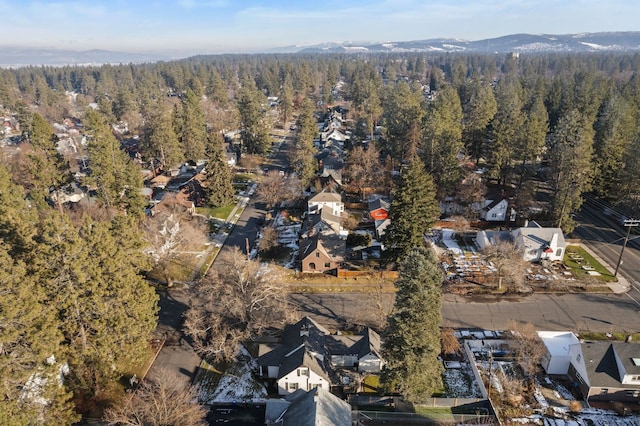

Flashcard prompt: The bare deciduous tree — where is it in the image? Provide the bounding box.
[256,170,286,209]
[508,320,545,377]
[482,239,528,291]
[441,327,462,356]
[258,226,278,253]
[103,368,207,426]
[184,247,297,361]
[142,203,208,286]
[238,154,263,173]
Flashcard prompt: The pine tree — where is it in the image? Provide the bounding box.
[383,158,440,264]
[141,100,184,170]
[549,109,594,232]
[422,85,464,196]
[382,247,444,403]
[32,213,158,403]
[291,98,317,188]
[488,78,525,186]
[461,79,497,163]
[381,81,424,162]
[84,109,145,215]
[26,113,71,211]
[204,134,234,207]
[237,78,271,155]
[177,89,207,161]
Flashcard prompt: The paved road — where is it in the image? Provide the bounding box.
[574,200,640,290]
[290,292,640,333]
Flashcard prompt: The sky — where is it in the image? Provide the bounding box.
[1,0,638,55]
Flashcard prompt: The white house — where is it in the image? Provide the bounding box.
[482,199,516,222]
[512,221,566,262]
[308,190,344,217]
[538,331,582,375]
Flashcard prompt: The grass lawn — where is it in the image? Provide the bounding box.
[578,331,640,341]
[564,245,617,282]
[146,253,199,284]
[196,204,235,220]
[414,406,456,422]
[362,374,381,394]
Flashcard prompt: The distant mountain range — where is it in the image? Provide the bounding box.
[0,47,168,68]
[2,32,640,67]
[285,32,640,54]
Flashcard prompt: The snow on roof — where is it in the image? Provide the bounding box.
[537,331,580,356]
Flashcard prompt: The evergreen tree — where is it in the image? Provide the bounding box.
[84,109,145,215]
[0,174,78,424]
[461,79,497,163]
[514,97,548,186]
[549,110,594,232]
[382,247,444,403]
[383,158,440,264]
[26,113,71,211]
[381,81,424,162]
[291,98,317,188]
[237,78,271,155]
[592,95,636,199]
[422,85,463,196]
[204,134,235,207]
[32,214,158,403]
[177,89,207,161]
[141,100,184,169]
[488,78,525,186]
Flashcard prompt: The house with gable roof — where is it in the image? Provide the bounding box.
[512,220,566,262]
[265,387,352,426]
[257,317,384,395]
[299,234,345,273]
[308,189,344,217]
[569,340,640,403]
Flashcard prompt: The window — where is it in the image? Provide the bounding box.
[297,368,308,376]
[316,252,320,258]
[324,262,331,268]
[576,354,581,363]
[309,262,316,270]
[288,383,298,390]
[556,248,563,257]
[601,388,609,395]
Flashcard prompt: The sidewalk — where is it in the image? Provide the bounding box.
[577,243,631,294]
[188,184,256,281]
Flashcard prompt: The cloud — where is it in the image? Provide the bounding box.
[178,0,228,8]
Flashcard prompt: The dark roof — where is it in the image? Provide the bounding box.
[257,317,333,381]
[299,234,345,263]
[281,387,352,426]
[326,327,382,359]
[368,198,390,213]
[581,341,640,389]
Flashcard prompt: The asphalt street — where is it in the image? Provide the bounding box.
[290,292,640,333]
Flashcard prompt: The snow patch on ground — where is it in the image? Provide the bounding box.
[199,346,266,404]
[443,365,482,398]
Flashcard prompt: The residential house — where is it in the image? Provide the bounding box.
[538,331,582,375]
[318,169,343,188]
[258,317,384,396]
[316,147,345,173]
[265,387,352,426]
[512,221,566,262]
[257,317,334,395]
[475,230,512,251]
[299,234,345,273]
[320,128,349,148]
[327,328,384,373]
[308,190,344,217]
[368,197,391,239]
[482,199,516,222]
[568,340,640,403]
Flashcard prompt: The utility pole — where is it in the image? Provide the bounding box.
[614,219,640,277]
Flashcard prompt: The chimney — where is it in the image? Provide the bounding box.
[524,219,529,227]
